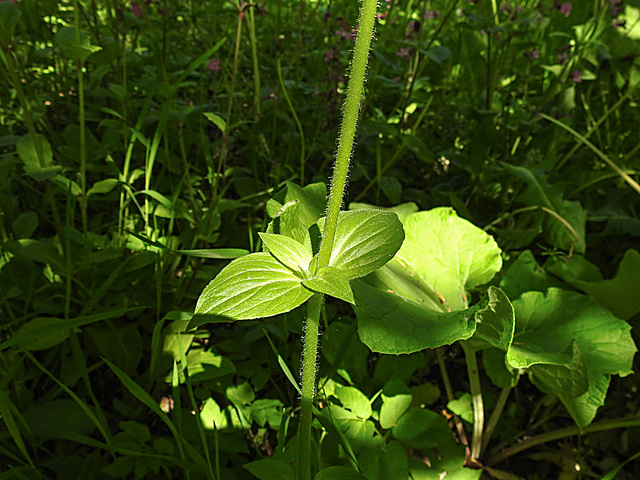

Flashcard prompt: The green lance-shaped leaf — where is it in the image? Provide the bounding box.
[259,232,313,278]
[191,252,314,329]
[320,209,405,281]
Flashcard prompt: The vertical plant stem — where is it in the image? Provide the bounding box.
[72,0,88,233]
[298,293,323,480]
[462,342,484,460]
[298,2,378,478]
[317,0,378,269]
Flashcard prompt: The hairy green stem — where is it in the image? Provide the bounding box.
[317,0,377,269]
[298,1,378,478]
[298,293,323,480]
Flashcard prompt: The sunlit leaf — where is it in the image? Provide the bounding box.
[396,207,502,311]
[259,232,313,277]
[192,253,313,326]
[303,266,355,304]
[323,209,405,281]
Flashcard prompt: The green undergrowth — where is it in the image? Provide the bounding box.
[1,0,640,479]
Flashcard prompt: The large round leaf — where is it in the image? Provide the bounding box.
[396,207,502,311]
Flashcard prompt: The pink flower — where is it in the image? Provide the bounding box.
[130,1,141,18]
[207,59,220,74]
[571,70,582,82]
[395,47,411,58]
[558,2,572,17]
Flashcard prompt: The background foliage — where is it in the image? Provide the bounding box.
[1,0,639,478]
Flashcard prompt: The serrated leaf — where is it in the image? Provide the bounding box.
[303,266,354,303]
[259,232,313,277]
[56,26,102,62]
[192,252,313,325]
[323,209,405,281]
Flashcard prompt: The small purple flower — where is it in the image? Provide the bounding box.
[130,1,141,18]
[207,59,220,74]
[558,2,572,17]
[395,47,411,58]
[571,70,583,82]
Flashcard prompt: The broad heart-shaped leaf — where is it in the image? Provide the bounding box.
[192,252,313,327]
[258,232,313,278]
[353,277,483,354]
[396,207,502,311]
[545,249,640,320]
[321,209,405,281]
[506,288,636,427]
[303,266,355,304]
